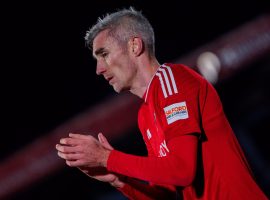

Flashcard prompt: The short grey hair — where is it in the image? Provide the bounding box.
[85,7,155,56]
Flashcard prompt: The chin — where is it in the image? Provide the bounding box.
[114,89,121,93]
[112,85,121,93]
[113,85,127,93]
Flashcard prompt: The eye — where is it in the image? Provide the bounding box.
[101,52,108,58]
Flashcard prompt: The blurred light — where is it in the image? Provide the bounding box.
[197,51,221,84]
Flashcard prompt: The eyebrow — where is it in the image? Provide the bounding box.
[93,47,106,59]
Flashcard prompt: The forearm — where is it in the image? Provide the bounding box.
[108,151,192,186]
[107,136,198,186]
[117,177,176,200]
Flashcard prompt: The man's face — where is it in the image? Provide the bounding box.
[92,30,136,93]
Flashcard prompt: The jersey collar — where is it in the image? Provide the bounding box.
[143,65,162,102]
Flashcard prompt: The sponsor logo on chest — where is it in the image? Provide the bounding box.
[164,101,189,124]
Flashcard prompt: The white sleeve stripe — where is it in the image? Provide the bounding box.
[162,65,178,94]
[158,68,173,95]
[156,72,168,98]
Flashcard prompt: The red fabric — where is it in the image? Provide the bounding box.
[117,177,177,200]
[107,64,268,200]
[109,135,197,185]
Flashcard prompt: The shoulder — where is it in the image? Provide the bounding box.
[153,63,205,97]
[165,63,205,82]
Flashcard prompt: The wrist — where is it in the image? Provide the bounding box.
[101,149,111,167]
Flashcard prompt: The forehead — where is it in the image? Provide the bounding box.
[93,30,114,52]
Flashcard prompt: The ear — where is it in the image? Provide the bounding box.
[128,37,144,57]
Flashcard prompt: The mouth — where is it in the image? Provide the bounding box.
[105,76,114,84]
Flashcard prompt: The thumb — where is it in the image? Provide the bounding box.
[98,133,114,150]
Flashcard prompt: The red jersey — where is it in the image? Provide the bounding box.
[108,63,267,199]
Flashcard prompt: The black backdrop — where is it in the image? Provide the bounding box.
[1,0,269,199]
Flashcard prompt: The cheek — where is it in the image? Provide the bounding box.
[113,67,126,80]
[107,49,123,64]
[109,56,128,73]
[109,51,133,78]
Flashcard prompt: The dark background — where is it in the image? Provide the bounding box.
[1,0,270,199]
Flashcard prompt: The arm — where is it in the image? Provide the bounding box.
[117,177,177,200]
[99,133,178,200]
[56,133,198,186]
[103,134,197,199]
[108,134,198,186]
[56,133,178,199]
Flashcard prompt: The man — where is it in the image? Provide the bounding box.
[56,7,268,199]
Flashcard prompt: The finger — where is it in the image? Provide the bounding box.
[57,151,82,160]
[69,133,93,140]
[98,133,114,150]
[77,167,88,174]
[98,133,104,143]
[66,159,85,167]
[79,169,89,175]
[56,144,81,153]
[59,137,82,146]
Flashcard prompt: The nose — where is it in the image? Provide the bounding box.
[96,60,106,75]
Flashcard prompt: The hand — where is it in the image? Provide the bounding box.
[56,133,125,188]
[56,133,110,168]
[78,133,125,188]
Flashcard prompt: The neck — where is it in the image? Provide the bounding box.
[129,57,160,98]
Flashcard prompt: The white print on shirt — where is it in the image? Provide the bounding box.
[146,129,152,140]
[156,65,178,98]
[159,140,170,157]
[164,101,189,124]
